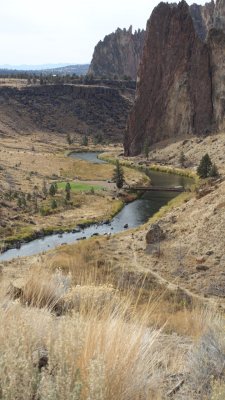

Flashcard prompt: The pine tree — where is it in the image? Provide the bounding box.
[209,163,219,178]
[197,153,212,178]
[51,199,57,209]
[54,182,58,193]
[65,182,71,201]
[113,160,124,189]
[67,133,72,145]
[49,183,56,197]
[82,136,88,146]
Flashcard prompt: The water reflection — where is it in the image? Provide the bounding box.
[0,153,193,261]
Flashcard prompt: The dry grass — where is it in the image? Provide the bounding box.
[186,314,225,398]
[0,240,192,399]
[2,234,225,399]
[21,268,70,310]
[0,281,175,400]
[63,157,149,186]
[47,239,110,284]
[3,277,222,399]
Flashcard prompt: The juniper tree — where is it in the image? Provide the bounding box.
[82,136,88,146]
[209,163,219,178]
[65,182,71,201]
[143,140,150,159]
[51,199,57,209]
[197,153,213,178]
[49,183,56,197]
[113,160,124,189]
[66,133,72,145]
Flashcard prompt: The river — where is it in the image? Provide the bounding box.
[0,153,192,262]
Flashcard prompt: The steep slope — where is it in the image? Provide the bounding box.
[88,26,145,80]
[124,1,213,156]
[0,84,133,141]
[208,28,225,132]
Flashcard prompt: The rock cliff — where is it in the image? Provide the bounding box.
[190,1,214,40]
[88,26,145,80]
[124,1,213,156]
[208,27,225,132]
[213,0,225,30]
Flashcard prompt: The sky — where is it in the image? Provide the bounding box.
[0,0,207,66]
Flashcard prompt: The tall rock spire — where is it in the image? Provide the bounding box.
[124,1,213,156]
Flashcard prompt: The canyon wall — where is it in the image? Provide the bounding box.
[0,84,132,141]
[125,0,225,156]
[88,27,145,80]
[208,28,225,132]
[190,1,214,40]
[124,1,213,155]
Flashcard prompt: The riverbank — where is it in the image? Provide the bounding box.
[0,153,192,260]
[0,198,124,253]
[0,134,149,250]
[99,151,198,180]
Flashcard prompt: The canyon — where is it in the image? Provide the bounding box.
[0,82,133,142]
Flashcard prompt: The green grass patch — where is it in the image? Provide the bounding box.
[148,164,198,181]
[57,181,104,192]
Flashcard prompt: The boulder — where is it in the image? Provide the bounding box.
[146,224,165,244]
[196,265,209,271]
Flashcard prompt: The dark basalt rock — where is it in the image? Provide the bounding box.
[0,84,132,142]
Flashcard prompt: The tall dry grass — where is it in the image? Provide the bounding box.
[0,254,192,400]
[2,239,224,399]
[0,293,174,399]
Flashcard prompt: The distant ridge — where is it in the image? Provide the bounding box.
[0,64,90,76]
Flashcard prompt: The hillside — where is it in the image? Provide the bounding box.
[0,83,133,142]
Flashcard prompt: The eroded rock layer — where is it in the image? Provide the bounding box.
[0,84,133,141]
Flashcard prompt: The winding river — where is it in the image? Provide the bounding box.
[0,153,192,262]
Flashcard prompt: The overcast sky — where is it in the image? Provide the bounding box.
[0,0,207,65]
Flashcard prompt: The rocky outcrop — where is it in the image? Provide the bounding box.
[88,26,145,80]
[208,28,225,132]
[213,0,225,30]
[190,1,214,40]
[125,1,213,156]
[146,224,165,244]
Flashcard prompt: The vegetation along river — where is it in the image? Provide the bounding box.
[0,152,192,261]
